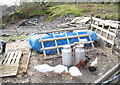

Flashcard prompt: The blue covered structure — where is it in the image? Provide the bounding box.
[28,30,98,54]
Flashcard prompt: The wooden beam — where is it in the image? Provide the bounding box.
[41,41,94,50]
[94,63,120,83]
[92,17,118,28]
[40,34,91,42]
[91,24,116,37]
[52,32,60,55]
[25,51,32,72]
[38,27,87,34]
[44,48,97,60]
[97,34,114,45]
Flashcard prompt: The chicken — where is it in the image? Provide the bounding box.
[53,64,68,76]
[76,56,91,68]
[33,64,54,77]
[88,66,97,73]
[91,57,98,67]
[88,57,98,73]
[69,66,82,80]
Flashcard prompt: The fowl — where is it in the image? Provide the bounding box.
[88,57,98,73]
[69,66,82,80]
[88,66,97,73]
[53,64,68,76]
[91,57,98,67]
[76,56,91,68]
[33,64,54,77]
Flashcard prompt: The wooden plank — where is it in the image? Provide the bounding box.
[65,31,70,45]
[44,48,97,60]
[41,41,94,50]
[68,24,77,27]
[94,63,119,83]
[88,36,95,48]
[77,17,90,23]
[105,26,111,42]
[25,51,32,72]
[11,52,18,64]
[2,52,11,64]
[52,32,60,55]
[40,34,91,42]
[40,35,47,57]
[0,54,7,64]
[75,30,81,42]
[100,23,104,35]
[91,24,116,37]
[6,52,15,64]
[95,21,99,33]
[38,27,87,34]
[0,64,18,77]
[15,51,22,64]
[97,34,114,45]
[92,17,118,28]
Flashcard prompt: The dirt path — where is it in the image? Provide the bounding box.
[1,40,118,83]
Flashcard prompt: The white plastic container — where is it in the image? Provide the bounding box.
[62,45,72,67]
[75,44,85,64]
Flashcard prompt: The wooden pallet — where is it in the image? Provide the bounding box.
[0,51,22,77]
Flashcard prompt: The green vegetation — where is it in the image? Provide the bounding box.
[48,4,91,20]
[95,14,118,20]
[48,4,119,21]
[0,35,29,41]
[18,2,48,18]
[2,3,119,24]
[93,4,119,20]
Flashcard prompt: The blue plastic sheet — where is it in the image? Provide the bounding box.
[28,30,98,54]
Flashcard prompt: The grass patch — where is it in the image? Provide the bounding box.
[0,35,29,41]
[48,4,91,21]
[47,3,118,21]
[95,13,118,20]
[28,9,47,17]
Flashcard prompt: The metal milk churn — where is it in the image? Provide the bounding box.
[62,45,72,67]
[75,44,85,64]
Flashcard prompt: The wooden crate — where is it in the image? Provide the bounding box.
[0,51,22,77]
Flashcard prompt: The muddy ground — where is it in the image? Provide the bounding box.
[1,40,118,83]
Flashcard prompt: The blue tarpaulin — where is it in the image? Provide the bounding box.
[28,30,98,54]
